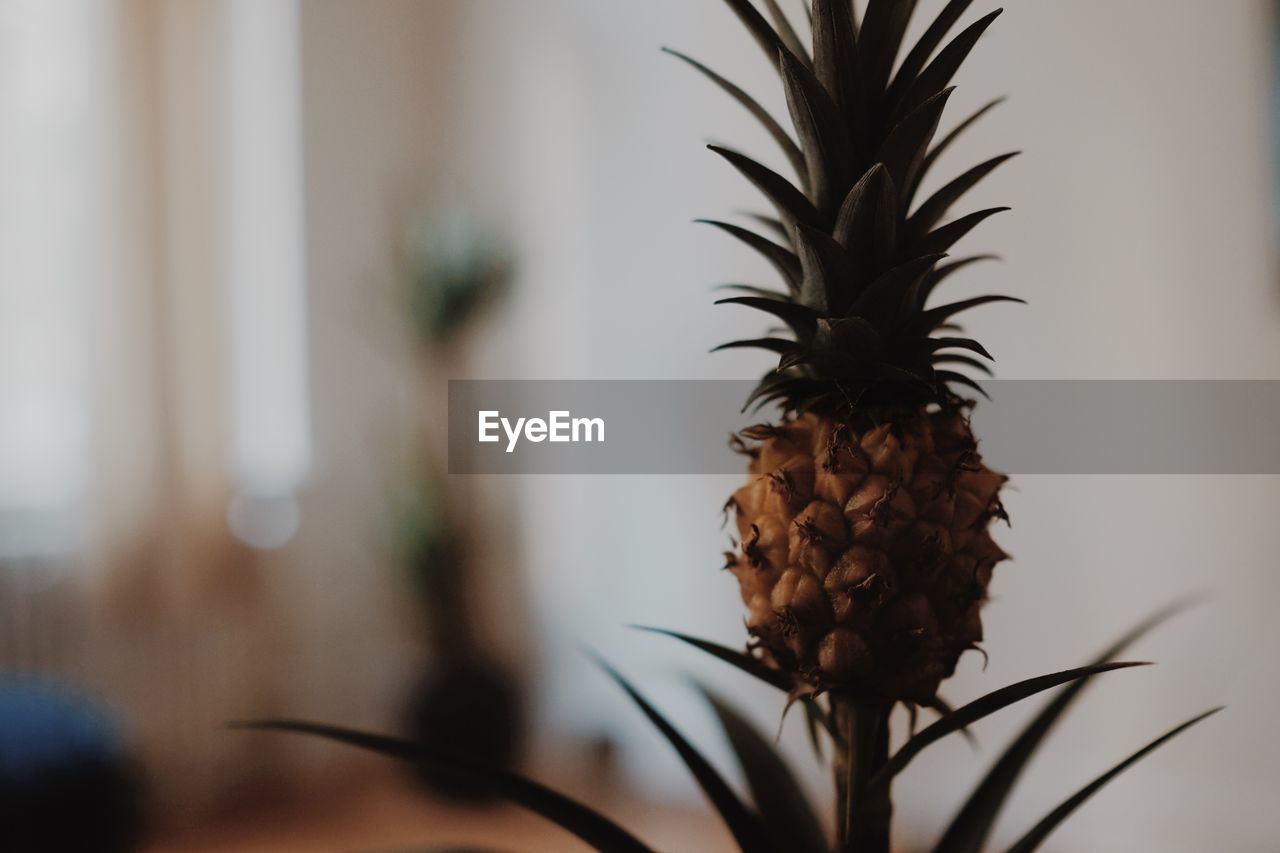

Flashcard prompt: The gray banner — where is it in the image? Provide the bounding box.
[448,380,1280,474]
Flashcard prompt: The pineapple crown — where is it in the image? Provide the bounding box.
[674,0,1023,415]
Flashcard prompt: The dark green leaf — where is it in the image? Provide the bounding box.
[699,685,828,853]
[910,152,1019,238]
[744,213,794,244]
[919,295,1025,330]
[717,295,820,337]
[231,721,652,853]
[762,0,812,67]
[714,283,794,301]
[595,659,774,853]
[664,49,809,188]
[720,0,789,64]
[867,662,1150,794]
[928,336,994,360]
[933,354,995,377]
[853,253,946,328]
[890,10,1003,125]
[915,97,1006,197]
[699,219,803,293]
[935,370,989,399]
[801,697,824,759]
[923,695,980,749]
[796,224,853,313]
[889,0,975,100]
[713,338,801,356]
[858,0,920,99]
[709,146,822,235]
[631,626,796,691]
[935,598,1200,853]
[879,87,955,201]
[833,164,897,276]
[918,254,1001,304]
[915,207,1009,256]
[779,48,851,214]
[1004,708,1224,853]
[803,695,844,748]
[811,0,858,113]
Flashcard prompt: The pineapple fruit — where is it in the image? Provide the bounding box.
[701,0,1019,704]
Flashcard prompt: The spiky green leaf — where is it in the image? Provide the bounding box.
[935,599,1201,853]
[879,87,954,201]
[910,152,1019,237]
[664,49,808,187]
[890,10,1003,124]
[710,146,822,235]
[867,662,1151,794]
[811,0,858,113]
[631,626,796,691]
[779,48,851,214]
[1004,709,1224,853]
[761,0,812,67]
[915,207,1009,256]
[700,219,803,293]
[915,97,1006,196]
[720,0,789,64]
[596,659,774,853]
[713,338,801,356]
[918,295,1024,331]
[699,685,828,853]
[889,0,975,99]
[717,295,821,337]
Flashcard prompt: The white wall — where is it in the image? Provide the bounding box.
[453,1,1280,850]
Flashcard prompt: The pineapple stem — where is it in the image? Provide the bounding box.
[834,698,893,853]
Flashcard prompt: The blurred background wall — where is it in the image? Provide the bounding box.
[0,1,1277,850]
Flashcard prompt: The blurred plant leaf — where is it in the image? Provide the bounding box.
[1003,708,1223,853]
[594,658,775,853]
[230,721,652,853]
[935,598,1200,853]
[867,662,1150,794]
[698,684,828,853]
[631,626,796,691]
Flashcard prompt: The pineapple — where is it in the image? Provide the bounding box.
[251,8,1221,853]
[696,0,1019,704]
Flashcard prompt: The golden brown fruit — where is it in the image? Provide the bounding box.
[726,411,1008,703]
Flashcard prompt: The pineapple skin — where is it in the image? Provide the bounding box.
[727,411,1008,703]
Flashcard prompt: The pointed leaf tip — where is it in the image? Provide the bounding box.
[1004,708,1223,853]
[595,657,773,853]
[936,597,1203,853]
[869,662,1151,793]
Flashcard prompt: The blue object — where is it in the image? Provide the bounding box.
[0,678,125,780]
[0,677,143,852]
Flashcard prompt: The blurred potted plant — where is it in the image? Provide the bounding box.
[392,211,519,801]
